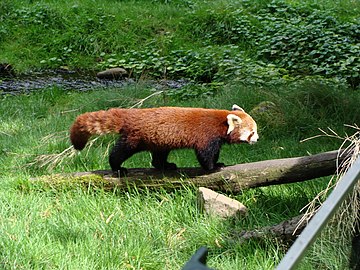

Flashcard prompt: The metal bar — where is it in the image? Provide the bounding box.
[276,156,360,270]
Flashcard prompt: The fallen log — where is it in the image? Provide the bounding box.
[233,215,306,244]
[31,149,351,193]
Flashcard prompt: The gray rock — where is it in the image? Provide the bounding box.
[0,63,15,77]
[197,187,247,219]
[96,68,128,79]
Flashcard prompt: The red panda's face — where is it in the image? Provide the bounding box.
[227,104,259,144]
[239,122,258,144]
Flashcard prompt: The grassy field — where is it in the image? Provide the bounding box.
[1,83,359,269]
[1,0,360,269]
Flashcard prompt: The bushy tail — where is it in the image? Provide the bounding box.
[70,109,123,150]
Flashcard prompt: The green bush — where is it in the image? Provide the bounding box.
[256,1,360,88]
[0,0,358,88]
[182,0,359,88]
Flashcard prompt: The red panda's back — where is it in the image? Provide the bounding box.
[123,107,229,150]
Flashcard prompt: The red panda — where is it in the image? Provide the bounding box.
[70,104,258,175]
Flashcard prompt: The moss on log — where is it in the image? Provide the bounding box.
[30,149,350,192]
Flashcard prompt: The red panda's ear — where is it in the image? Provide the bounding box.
[232,104,245,112]
[227,114,242,134]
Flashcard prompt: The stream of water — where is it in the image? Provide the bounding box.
[0,70,187,95]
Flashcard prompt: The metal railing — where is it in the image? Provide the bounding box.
[276,156,360,269]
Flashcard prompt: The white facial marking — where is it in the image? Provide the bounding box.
[240,130,251,142]
[250,130,259,143]
[240,127,258,144]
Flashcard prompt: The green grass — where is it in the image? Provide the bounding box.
[1,81,359,269]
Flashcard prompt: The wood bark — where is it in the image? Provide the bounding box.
[233,215,307,243]
[33,149,351,193]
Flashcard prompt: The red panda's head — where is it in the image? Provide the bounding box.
[226,104,259,144]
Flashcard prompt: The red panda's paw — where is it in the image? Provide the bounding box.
[215,162,225,168]
[112,167,128,177]
[164,162,177,170]
[153,162,178,171]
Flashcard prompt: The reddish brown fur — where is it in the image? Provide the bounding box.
[70,107,256,151]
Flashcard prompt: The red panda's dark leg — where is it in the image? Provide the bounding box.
[195,139,223,171]
[151,150,177,170]
[213,150,225,168]
[109,136,141,175]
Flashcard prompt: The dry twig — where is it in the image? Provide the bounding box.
[130,90,163,108]
[299,125,360,234]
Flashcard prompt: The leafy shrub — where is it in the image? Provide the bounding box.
[99,48,218,82]
[150,0,195,7]
[98,45,293,89]
[8,4,64,28]
[186,6,255,46]
[183,0,359,88]
[100,0,359,88]
[2,0,358,89]
[256,1,360,88]
[0,0,14,17]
